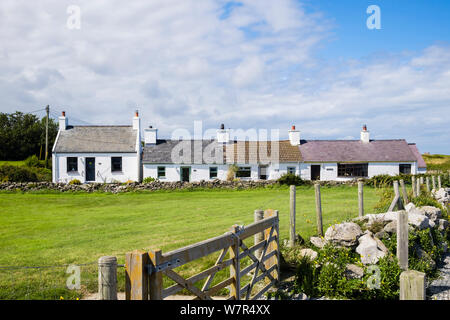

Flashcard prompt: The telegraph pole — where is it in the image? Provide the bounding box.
[45,105,49,168]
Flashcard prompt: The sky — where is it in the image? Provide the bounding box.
[0,0,449,154]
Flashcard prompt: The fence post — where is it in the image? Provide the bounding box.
[400,270,426,300]
[230,225,241,300]
[125,250,150,300]
[438,175,442,189]
[416,178,421,197]
[358,179,364,217]
[420,176,424,185]
[148,249,163,300]
[432,175,436,190]
[399,179,409,205]
[411,176,417,198]
[426,176,430,193]
[388,181,403,212]
[254,210,264,257]
[98,256,117,300]
[397,210,409,271]
[314,183,323,237]
[289,185,296,247]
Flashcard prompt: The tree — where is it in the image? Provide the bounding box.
[0,111,58,161]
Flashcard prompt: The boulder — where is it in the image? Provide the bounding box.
[384,211,400,222]
[375,230,388,239]
[344,264,364,279]
[408,213,430,230]
[438,219,449,231]
[383,220,397,234]
[325,222,363,248]
[418,206,442,221]
[356,231,388,265]
[405,203,416,212]
[298,249,318,261]
[310,236,327,249]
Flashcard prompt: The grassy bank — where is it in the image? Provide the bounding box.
[0,185,380,299]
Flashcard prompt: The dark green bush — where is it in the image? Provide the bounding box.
[24,155,43,168]
[0,165,38,182]
[277,173,305,186]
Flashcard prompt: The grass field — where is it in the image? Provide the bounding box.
[0,185,381,299]
[423,154,450,172]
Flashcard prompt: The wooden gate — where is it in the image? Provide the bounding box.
[125,210,279,300]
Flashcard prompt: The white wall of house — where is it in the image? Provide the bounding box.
[300,162,418,181]
[53,153,139,183]
[143,164,230,182]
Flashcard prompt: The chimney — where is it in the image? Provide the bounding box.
[133,110,140,131]
[289,125,300,146]
[217,124,230,144]
[144,126,157,145]
[360,124,370,143]
[58,111,68,131]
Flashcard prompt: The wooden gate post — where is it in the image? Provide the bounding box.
[416,178,421,197]
[264,209,280,282]
[125,250,150,300]
[98,256,117,300]
[411,176,417,198]
[438,175,442,189]
[254,210,264,257]
[314,183,323,237]
[148,249,163,300]
[358,179,364,217]
[397,211,409,271]
[230,225,241,301]
[426,176,430,193]
[400,270,426,300]
[432,175,436,190]
[399,179,409,205]
[289,185,296,247]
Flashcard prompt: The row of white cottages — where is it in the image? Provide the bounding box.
[52,112,427,183]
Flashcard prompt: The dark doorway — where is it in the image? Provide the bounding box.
[311,165,321,181]
[85,157,95,182]
[181,167,190,182]
[259,166,268,180]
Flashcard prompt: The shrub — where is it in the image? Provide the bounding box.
[373,188,394,213]
[226,165,238,182]
[411,195,444,212]
[277,173,304,186]
[143,176,156,183]
[0,165,38,182]
[68,179,81,185]
[24,155,43,168]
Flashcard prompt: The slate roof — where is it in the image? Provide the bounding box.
[53,126,138,153]
[408,144,427,168]
[298,139,418,163]
[142,140,225,164]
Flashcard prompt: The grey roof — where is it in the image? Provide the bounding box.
[408,144,427,168]
[53,126,138,153]
[298,139,418,163]
[143,140,225,164]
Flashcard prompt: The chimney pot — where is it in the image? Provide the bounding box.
[62,111,65,117]
[220,123,225,130]
[135,110,139,117]
[292,125,296,130]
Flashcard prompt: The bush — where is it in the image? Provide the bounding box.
[142,177,156,183]
[277,173,304,186]
[24,155,43,168]
[68,179,81,185]
[0,165,38,182]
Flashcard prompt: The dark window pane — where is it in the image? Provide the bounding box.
[337,163,368,177]
[287,167,296,174]
[157,166,166,178]
[111,157,122,172]
[67,157,78,172]
[236,167,251,178]
[209,167,218,179]
[399,164,411,174]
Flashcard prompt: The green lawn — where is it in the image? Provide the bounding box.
[0,186,381,299]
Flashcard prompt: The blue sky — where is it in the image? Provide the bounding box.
[0,0,449,154]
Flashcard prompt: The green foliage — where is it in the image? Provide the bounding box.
[0,165,38,182]
[411,195,444,212]
[422,154,450,172]
[24,155,43,168]
[277,173,305,186]
[142,176,156,183]
[0,112,58,161]
[373,188,394,213]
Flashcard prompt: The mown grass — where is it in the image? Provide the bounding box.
[0,185,380,299]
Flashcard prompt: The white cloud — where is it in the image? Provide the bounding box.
[0,1,448,153]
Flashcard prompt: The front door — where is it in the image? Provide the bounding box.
[311,165,321,181]
[259,166,268,180]
[86,157,95,182]
[181,167,190,182]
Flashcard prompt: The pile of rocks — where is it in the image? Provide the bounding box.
[432,188,450,207]
[0,180,280,193]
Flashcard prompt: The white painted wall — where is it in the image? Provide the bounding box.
[143,164,230,182]
[53,153,139,183]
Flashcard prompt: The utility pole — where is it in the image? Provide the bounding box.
[45,105,49,168]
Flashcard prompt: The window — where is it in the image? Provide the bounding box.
[236,166,251,178]
[399,164,411,174]
[67,157,78,172]
[337,163,368,177]
[157,166,166,178]
[287,167,296,175]
[111,157,122,172]
[209,167,218,179]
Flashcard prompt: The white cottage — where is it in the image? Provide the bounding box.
[52,111,142,183]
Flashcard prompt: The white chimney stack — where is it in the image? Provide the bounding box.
[217,124,230,144]
[133,110,140,131]
[58,111,67,131]
[144,126,158,145]
[360,124,370,143]
[288,125,300,146]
